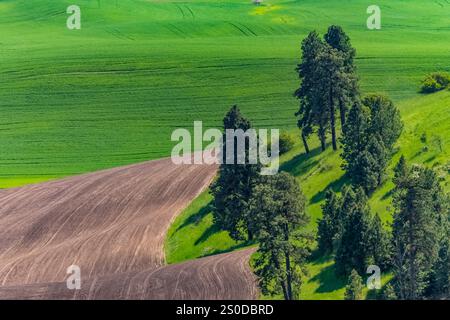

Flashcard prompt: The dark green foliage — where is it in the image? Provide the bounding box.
[210,105,260,241]
[249,172,312,300]
[324,25,359,128]
[335,187,373,276]
[311,45,347,150]
[392,159,448,299]
[421,72,450,93]
[363,94,403,151]
[393,155,409,189]
[341,96,402,193]
[295,31,326,153]
[368,213,392,270]
[344,269,364,300]
[317,189,340,253]
[279,132,295,155]
[295,26,359,153]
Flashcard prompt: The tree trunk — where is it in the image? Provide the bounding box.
[247,228,253,242]
[273,253,289,300]
[284,224,293,300]
[330,87,338,151]
[318,124,326,152]
[301,131,310,154]
[339,99,346,131]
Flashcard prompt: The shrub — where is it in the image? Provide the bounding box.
[278,132,295,154]
[421,72,450,93]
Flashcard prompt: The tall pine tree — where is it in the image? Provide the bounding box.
[249,172,312,300]
[392,160,445,299]
[324,25,359,129]
[210,105,260,241]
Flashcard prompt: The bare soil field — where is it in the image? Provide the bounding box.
[0,248,257,300]
[0,155,257,299]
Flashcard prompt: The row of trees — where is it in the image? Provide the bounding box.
[298,26,448,300]
[295,26,403,195]
[211,106,311,300]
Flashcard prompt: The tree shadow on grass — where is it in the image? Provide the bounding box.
[194,222,220,245]
[280,146,323,177]
[308,259,346,294]
[381,188,394,200]
[309,174,349,205]
[200,242,256,259]
[175,201,213,232]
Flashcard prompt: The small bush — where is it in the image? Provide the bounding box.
[278,132,295,155]
[421,72,450,93]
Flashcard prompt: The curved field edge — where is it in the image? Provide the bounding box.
[165,189,255,264]
[165,91,450,299]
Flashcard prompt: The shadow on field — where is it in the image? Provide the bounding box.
[176,201,213,232]
[201,242,255,259]
[309,259,346,294]
[309,174,349,204]
[280,147,322,177]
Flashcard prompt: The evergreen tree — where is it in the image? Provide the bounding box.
[368,213,392,269]
[341,102,369,172]
[249,172,312,300]
[324,25,359,128]
[393,155,409,189]
[311,45,347,151]
[392,163,444,299]
[335,187,372,276]
[363,95,403,151]
[341,97,402,193]
[295,31,325,153]
[210,105,260,241]
[344,269,364,300]
[317,189,341,253]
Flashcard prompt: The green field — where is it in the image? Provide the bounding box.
[1,0,449,299]
[1,0,449,187]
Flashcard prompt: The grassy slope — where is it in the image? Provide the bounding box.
[166,90,450,299]
[1,0,449,187]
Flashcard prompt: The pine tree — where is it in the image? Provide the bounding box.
[341,102,369,172]
[369,213,392,269]
[363,94,403,151]
[392,163,444,299]
[311,45,346,151]
[317,189,341,253]
[249,172,312,300]
[324,25,359,129]
[210,105,260,241]
[335,187,372,276]
[393,155,409,189]
[344,269,364,300]
[295,31,325,153]
[341,97,402,194]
